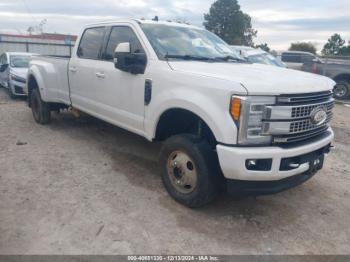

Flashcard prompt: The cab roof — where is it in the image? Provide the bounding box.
[86,19,202,30]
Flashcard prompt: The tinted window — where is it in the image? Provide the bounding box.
[281,53,301,63]
[104,27,144,61]
[77,27,105,59]
[301,54,315,63]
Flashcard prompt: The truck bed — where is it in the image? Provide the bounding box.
[29,55,71,105]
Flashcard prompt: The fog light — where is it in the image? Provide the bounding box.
[289,163,300,169]
[246,159,272,171]
[247,160,257,167]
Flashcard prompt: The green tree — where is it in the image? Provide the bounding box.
[289,42,317,54]
[255,43,270,52]
[203,0,257,46]
[322,34,345,55]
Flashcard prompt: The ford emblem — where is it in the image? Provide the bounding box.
[310,106,328,125]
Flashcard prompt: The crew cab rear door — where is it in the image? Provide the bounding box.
[68,26,107,113]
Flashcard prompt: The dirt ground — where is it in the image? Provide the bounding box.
[0,87,349,255]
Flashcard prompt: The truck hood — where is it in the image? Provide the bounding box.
[168,61,334,95]
[10,68,28,79]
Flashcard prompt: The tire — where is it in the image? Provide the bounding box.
[159,134,222,208]
[30,88,51,124]
[333,80,350,100]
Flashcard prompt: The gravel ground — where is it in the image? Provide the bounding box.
[0,87,349,255]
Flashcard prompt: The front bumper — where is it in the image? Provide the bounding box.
[9,80,26,96]
[217,128,334,181]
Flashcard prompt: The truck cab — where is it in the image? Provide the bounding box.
[27,20,335,207]
[280,51,320,71]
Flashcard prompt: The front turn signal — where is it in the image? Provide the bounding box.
[230,97,241,121]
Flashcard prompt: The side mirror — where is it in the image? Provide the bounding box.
[114,42,147,75]
[0,63,9,72]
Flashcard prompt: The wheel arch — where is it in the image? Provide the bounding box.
[27,74,38,107]
[27,66,47,107]
[153,107,218,147]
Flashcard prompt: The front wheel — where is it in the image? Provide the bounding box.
[159,134,222,208]
[333,80,350,100]
[30,88,51,124]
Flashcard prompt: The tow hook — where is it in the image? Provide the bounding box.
[324,144,335,155]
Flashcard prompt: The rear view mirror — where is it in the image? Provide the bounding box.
[114,42,147,75]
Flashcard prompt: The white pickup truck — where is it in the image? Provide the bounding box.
[27,19,335,207]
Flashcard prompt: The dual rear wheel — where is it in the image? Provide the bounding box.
[30,88,51,124]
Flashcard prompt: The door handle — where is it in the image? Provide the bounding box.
[95,72,105,79]
[69,67,77,73]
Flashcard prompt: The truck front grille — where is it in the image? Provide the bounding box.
[290,113,333,133]
[263,91,334,144]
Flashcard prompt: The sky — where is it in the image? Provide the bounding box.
[0,0,349,51]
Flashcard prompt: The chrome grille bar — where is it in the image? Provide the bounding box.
[273,126,330,143]
[277,91,333,104]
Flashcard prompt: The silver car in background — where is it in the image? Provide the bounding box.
[231,46,285,68]
[0,52,37,98]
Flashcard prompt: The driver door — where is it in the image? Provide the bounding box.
[90,25,148,134]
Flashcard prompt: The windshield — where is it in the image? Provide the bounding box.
[10,55,31,68]
[247,53,285,67]
[140,24,243,61]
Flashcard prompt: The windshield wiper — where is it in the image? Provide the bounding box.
[164,54,215,61]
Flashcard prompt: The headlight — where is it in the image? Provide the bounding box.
[230,96,276,145]
[10,74,26,83]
